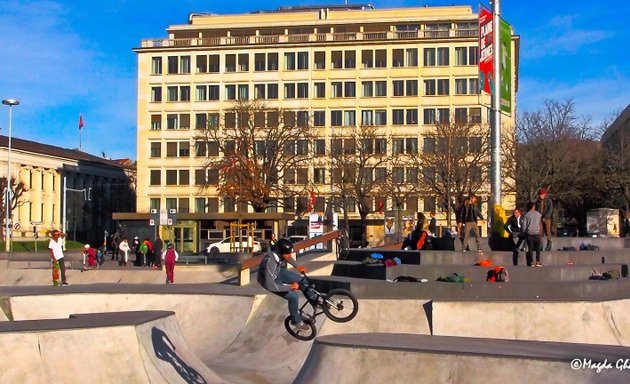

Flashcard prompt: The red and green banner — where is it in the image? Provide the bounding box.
[478,5,493,95]
[500,18,512,114]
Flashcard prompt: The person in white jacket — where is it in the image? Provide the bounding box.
[118,238,130,267]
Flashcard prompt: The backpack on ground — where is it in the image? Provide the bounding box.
[486,266,509,282]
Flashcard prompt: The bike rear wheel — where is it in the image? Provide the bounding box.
[322,289,358,323]
[283,315,317,341]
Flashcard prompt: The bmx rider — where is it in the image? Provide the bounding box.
[257,238,313,332]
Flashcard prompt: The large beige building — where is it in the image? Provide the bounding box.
[134,4,518,249]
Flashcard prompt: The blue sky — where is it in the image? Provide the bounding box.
[1,0,628,160]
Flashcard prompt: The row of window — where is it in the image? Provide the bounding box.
[149,107,483,130]
[150,135,483,161]
[150,77,480,102]
[150,46,479,75]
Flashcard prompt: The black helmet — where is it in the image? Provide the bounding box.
[276,238,294,255]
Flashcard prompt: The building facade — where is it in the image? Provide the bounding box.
[134,4,519,249]
[0,135,135,245]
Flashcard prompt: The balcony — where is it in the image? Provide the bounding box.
[140,27,479,48]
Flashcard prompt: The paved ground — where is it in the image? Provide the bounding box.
[1,241,630,383]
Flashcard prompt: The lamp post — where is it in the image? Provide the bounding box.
[2,98,19,253]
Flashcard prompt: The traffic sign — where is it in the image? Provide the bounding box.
[13,223,20,230]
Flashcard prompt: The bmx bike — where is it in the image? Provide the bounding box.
[284,274,359,341]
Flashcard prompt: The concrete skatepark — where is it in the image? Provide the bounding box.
[1,237,630,383]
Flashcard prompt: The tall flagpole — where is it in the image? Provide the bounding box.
[78,113,84,150]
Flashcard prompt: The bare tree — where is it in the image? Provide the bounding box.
[602,126,630,212]
[413,116,491,227]
[0,177,28,243]
[329,125,391,244]
[194,99,315,213]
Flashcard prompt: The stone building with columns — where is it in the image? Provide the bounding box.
[0,135,135,244]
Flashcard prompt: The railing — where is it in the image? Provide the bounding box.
[140,26,478,48]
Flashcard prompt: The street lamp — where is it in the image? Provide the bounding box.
[2,98,19,253]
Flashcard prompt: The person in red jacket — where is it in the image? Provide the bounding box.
[161,242,179,284]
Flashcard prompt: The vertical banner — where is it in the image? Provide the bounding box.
[478,5,493,94]
[500,19,512,114]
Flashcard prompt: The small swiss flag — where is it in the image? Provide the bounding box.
[79,114,84,130]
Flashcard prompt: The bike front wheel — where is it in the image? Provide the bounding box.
[283,315,317,341]
[322,289,359,323]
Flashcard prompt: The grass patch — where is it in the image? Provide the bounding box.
[11,240,85,252]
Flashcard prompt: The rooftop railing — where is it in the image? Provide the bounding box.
[140,28,478,48]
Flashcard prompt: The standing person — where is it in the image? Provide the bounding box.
[153,235,163,269]
[270,233,278,252]
[459,194,484,256]
[523,201,543,267]
[118,237,130,267]
[162,243,179,284]
[454,195,466,250]
[535,188,554,251]
[141,238,154,267]
[132,236,140,266]
[504,209,525,266]
[48,230,69,286]
[428,211,438,237]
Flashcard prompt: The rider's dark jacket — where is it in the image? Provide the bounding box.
[257,249,292,293]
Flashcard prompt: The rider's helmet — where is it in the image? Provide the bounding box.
[276,238,294,256]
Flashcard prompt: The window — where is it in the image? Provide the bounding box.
[392,109,404,125]
[438,108,450,124]
[254,84,265,99]
[361,110,373,126]
[151,57,162,75]
[179,170,190,185]
[297,83,309,98]
[344,110,356,126]
[296,139,308,154]
[238,53,249,71]
[469,78,480,94]
[166,170,177,185]
[362,81,373,97]
[375,49,387,67]
[208,113,219,129]
[167,56,178,74]
[195,114,207,130]
[297,52,309,69]
[297,168,308,184]
[167,114,178,130]
[314,51,325,69]
[361,50,373,68]
[393,167,404,183]
[225,84,236,100]
[180,86,190,102]
[314,111,325,126]
[392,49,404,67]
[423,137,436,153]
[424,80,436,96]
[423,48,436,66]
[424,108,436,124]
[331,82,342,98]
[331,51,342,68]
[455,78,468,95]
[225,112,236,128]
[268,84,279,99]
[314,82,325,98]
[179,114,190,129]
[331,111,342,126]
[195,141,206,156]
[392,138,404,154]
[455,108,468,123]
[209,85,219,100]
[196,85,207,101]
[267,53,278,70]
[167,86,178,101]
[208,141,219,156]
[284,52,296,70]
[375,110,387,125]
[314,139,326,155]
[393,80,404,96]
[150,142,161,157]
[437,47,449,65]
[469,46,479,65]
[166,142,177,157]
[179,141,190,157]
[255,53,265,71]
[437,79,449,95]
[151,87,162,102]
[344,50,355,68]
[406,169,419,184]
[180,56,191,74]
[406,48,418,66]
[344,139,356,154]
[238,84,248,100]
[151,115,161,130]
[209,55,219,72]
[406,109,418,125]
[314,168,325,184]
[406,80,418,96]
[375,81,387,96]
[150,170,161,186]
[195,198,206,212]
[470,107,482,123]
[284,83,296,99]
[225,54,236,72]
[297,111,308,127]
[150,198,160,211]
[344,82,356,97]
[406,138,418,154]
[455,47,468,65]
[469,136,482,153]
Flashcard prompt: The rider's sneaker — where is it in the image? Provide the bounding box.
[292,321,310,332]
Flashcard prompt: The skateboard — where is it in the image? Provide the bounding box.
[52,260,61,286]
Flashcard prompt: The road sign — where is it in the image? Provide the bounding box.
[13,223,20,230]
[31,221,42,226]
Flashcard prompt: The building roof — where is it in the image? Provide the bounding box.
[0,135,127,170]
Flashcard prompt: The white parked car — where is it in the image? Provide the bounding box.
[206,237,261,254]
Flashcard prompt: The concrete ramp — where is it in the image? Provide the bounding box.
[432,299,630,346]
[294,333,630,383]
[0,311,224,383]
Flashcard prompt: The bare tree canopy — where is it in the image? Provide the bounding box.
[0,177,28,242]
[194,99,315,213]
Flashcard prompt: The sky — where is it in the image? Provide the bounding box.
[0,0,628,161]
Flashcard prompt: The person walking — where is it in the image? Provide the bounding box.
[523,202,543,267]
[459,194,484,257]
[535,188,554,251]
[504,208,525,266]
[162,243,179,284]
[48,230,69,286]
[428,211,438,237]
[153,235,163,269]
